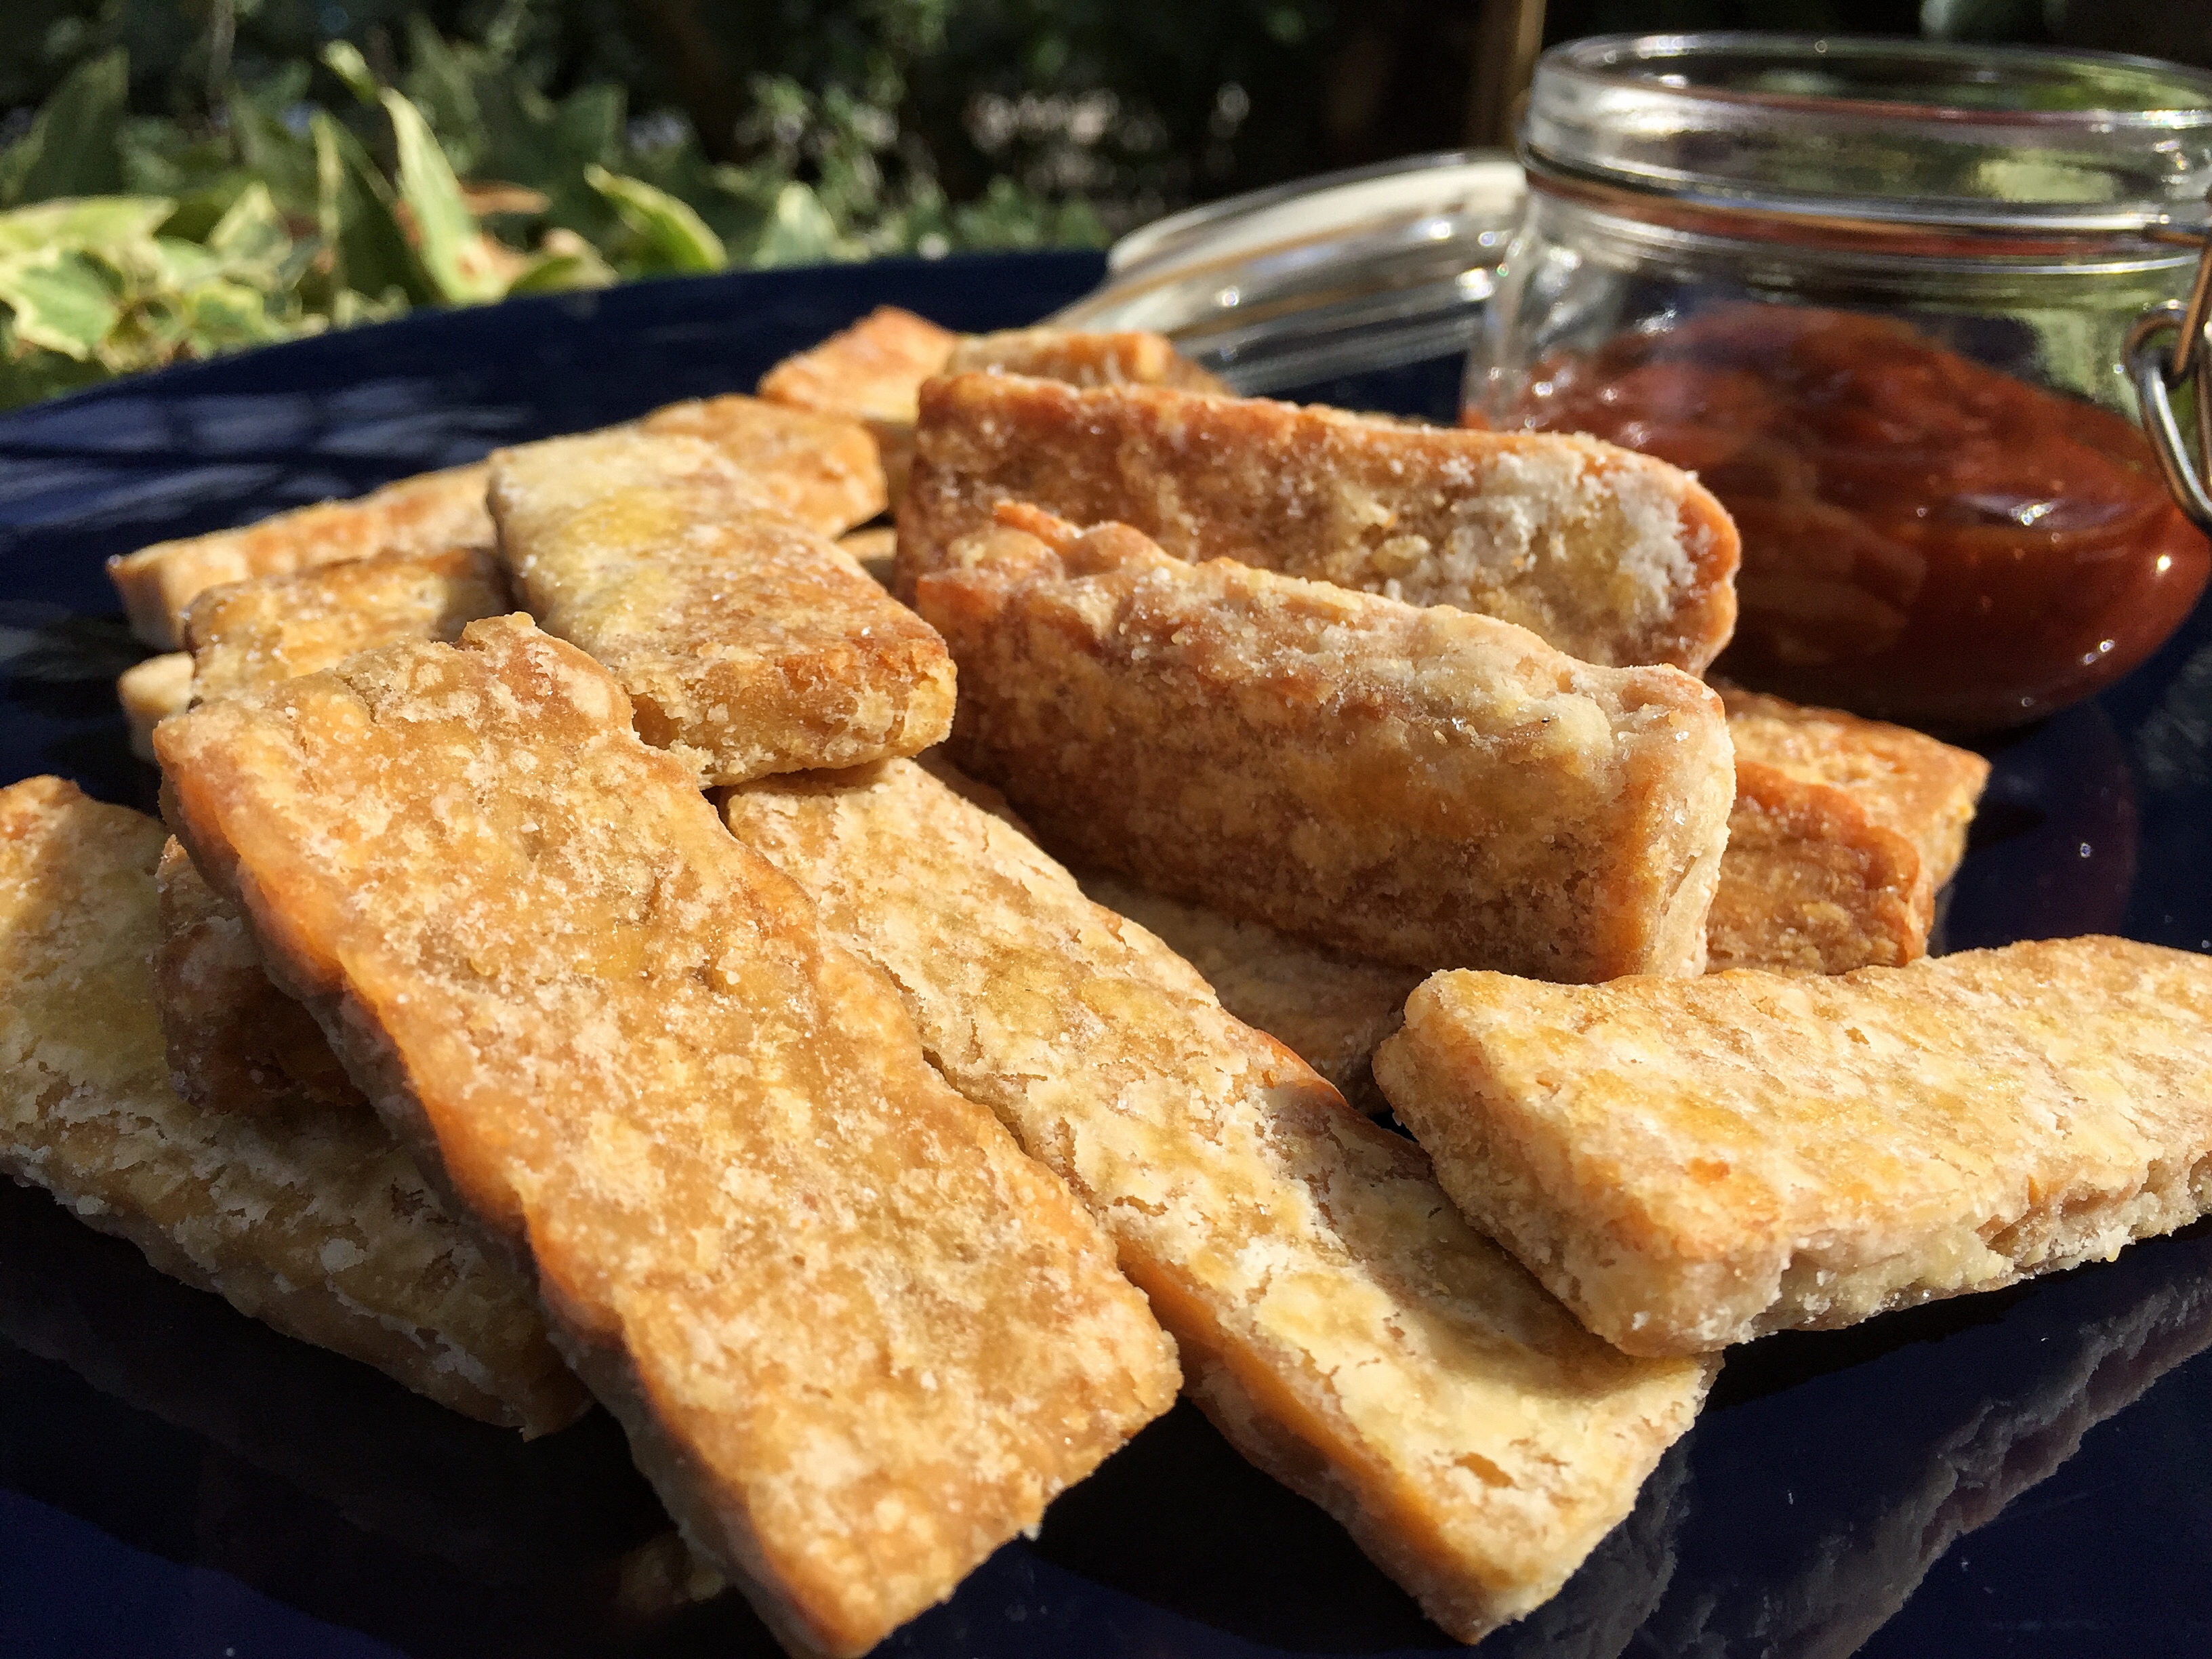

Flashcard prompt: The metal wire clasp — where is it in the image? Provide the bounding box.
[2129,210,2212,531]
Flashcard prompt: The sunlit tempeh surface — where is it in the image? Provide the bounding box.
[491,428,956,786]
[896,373,1741,672]
[638,392,886,535]
[757,305,962,499]
[0,774,585,1435]
[724,756,1713,1645]
[155,838,368,1118]
[156,615,1179,1659]
[1376,940,2212,1357]
[1079,872,1420,1109]
[943,325,1227,392]
[1708,688,1990,974]
[109,462,495,649]
[914,507,1733,979]
[183,545,511,705]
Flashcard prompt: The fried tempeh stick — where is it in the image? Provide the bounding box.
[110,396,882,651]
[0,775,586,1435]
[169,546,509,1115]
[118,651,193,760]
[156,839,368,1118]
[1374,938,2212,1357]
[182,545,510,706]
[943,326,1227,392]
[489,429,956,786]
[638,392,886,535]
[723,756,1713,1644]
[915,506,1733,979]
[109,463,495,649]
[156,615,1178,1659]
[1079,872,1420,1109]
[758,306,962,500]
[896,375,1741,672]
[1708,688,1990,973]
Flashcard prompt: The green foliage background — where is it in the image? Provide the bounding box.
[0,0,1340,407]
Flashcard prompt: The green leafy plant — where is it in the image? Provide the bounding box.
[0,12,1118,409]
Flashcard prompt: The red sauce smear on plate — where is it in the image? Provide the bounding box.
[1485,304,2210,728]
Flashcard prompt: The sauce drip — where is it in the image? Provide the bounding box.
[1490,304,2210,727]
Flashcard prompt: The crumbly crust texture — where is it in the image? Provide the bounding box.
[155,617,1177,1659]
[723,756,1713,1644]
[489,429,956,786]
[1374,939,2212,1357]
[757,306,962,501]
[118,651,193,761]
[183,546,510,705]
[638,393,886,535]
[0,775,584,1435]
[108,463,495,649]
[1708,689,1990,970]
[896,375,1740,672]
[914,511,1733,979]
[943,327,1227,393]
[155,838,368,1118]
[1079,872,1420,1108]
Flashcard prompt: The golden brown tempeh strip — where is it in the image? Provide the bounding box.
[1078,872,1419,1109]
[943,326,1227,392]
[897,374,1741,671]
[1707,688,1990,973]
[182,545,510,705]
[0,775,586,1435]
[109,464,495,649]
[1375,939,2212,1357]
[155,839,368,1118]
[724,756,1713,1645]
[157,616,1178,1659]
[637,392,886,535]
[489,429,955,786]
[758,306,962,500]
[915,507,1733,979]
[118,652,193,761]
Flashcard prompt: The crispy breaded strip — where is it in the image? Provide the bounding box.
[1708,688,1990,973]
[156,839,367,1117]
[118,651,193,761]
[758,306,961,500]
[1374,939,2212,1357]
[169,551,507,1117]
[490,430,956,785]
[156,616,1178,1659]
[183,546,510,705]
[915,507,1733,979]
[108,464,493,649]
[639,392,886,535]
[943,326,1227,392]
[0,775,586,1435]
[896,375,1741,671]
[723,757,1713,1644]
[1079,872,1419,1108]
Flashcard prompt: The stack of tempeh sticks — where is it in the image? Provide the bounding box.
[8,312,2207,1659]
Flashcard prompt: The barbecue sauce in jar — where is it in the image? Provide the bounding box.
[1490,304,2210,729]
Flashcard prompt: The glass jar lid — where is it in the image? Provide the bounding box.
[1055,150,1525,393]
[1523,33,2212,239]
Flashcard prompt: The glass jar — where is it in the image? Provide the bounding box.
[1059,150,1525,395]
[1469,33,2212,729]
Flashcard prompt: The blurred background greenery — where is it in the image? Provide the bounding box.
[0,0,2204,407]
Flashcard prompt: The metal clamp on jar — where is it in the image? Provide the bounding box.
[1471,33,2212,729]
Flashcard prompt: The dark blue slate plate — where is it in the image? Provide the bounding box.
[2,251,2209,1659]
